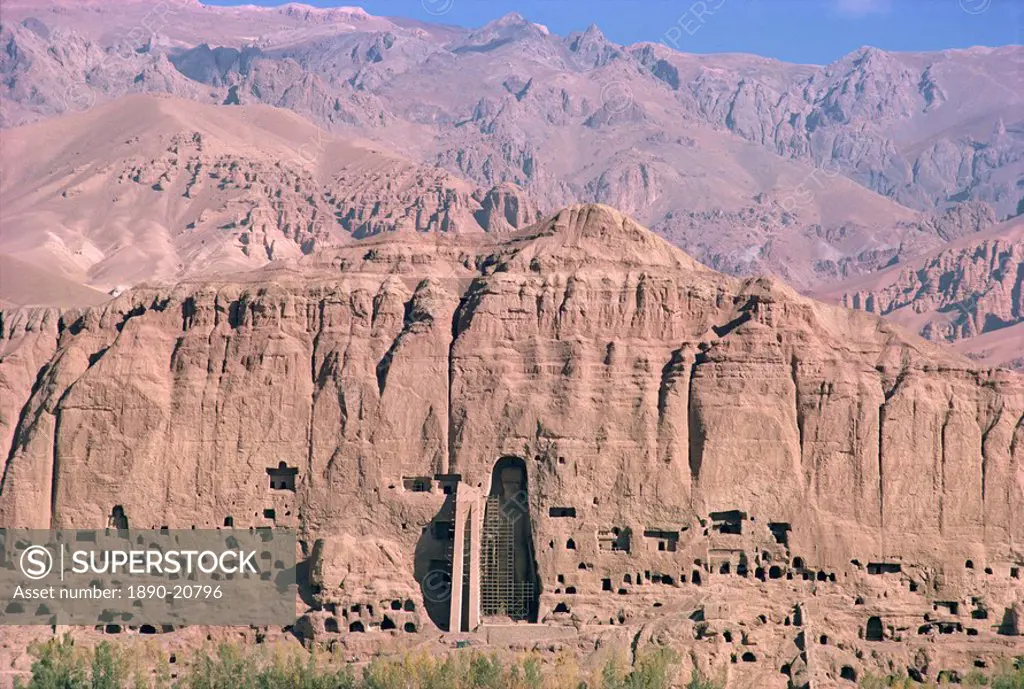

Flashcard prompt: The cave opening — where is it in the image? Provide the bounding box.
[267,461,298,491]
[768,522,791,546]
[109,506,129,531]
[480,456,540,623]
[710,510,745,535]
[866,616,884,641]
[867,562,901,575]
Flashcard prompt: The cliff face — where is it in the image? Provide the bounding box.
[2,205,1022,681]
[3,202,1021,560]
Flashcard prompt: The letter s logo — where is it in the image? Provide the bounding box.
[20,546,53,580]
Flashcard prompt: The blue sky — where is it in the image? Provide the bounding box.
[203,0,1022,64]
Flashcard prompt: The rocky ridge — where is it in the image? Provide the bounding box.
[1,6,1021,219]
[3,3,1022,363]
[828,218,1024,370]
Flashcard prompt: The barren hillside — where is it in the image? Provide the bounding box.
[0,94,537,302]
[2,3,1021,218]
[823,218,1024,370]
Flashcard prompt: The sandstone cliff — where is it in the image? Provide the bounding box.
[1,205,1022,685]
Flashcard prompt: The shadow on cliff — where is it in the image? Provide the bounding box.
[283,540,330,644]
[294,545,319,611]
[413,493,457,632]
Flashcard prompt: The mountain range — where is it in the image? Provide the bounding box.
[1,4,1023,682]
[0,1,1021,368]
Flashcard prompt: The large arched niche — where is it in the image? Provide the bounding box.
[481,456,541,622]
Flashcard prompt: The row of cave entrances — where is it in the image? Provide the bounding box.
[96,623,173,635]
[965,559,1021,579]
[864,612,1019,640]
[324,599,420,635]
[589,561,822,594]
[327,617,418,634]
[418,460,848,631]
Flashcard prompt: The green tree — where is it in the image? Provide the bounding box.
[89,643,125,689]
[17,634,87,689]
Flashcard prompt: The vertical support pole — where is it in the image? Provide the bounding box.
[466,490,483,630]
[449,487,468,632]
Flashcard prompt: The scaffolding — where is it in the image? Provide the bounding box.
[463,512,471,569]
[480,496,534,620]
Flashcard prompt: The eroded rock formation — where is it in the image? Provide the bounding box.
[832,218,1024,371]
[1,205,1022,686]
[0,96,541,302]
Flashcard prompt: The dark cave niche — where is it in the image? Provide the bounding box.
[710,509,746,535]
[413,492,457,632]
[108,505,129,531]
[481,456,540,623]
[865,616,884,641]
[867,561,901,575]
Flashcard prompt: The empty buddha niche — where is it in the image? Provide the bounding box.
[481,457,540,622]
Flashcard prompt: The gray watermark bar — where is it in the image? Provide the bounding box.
[0,529,296,626]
